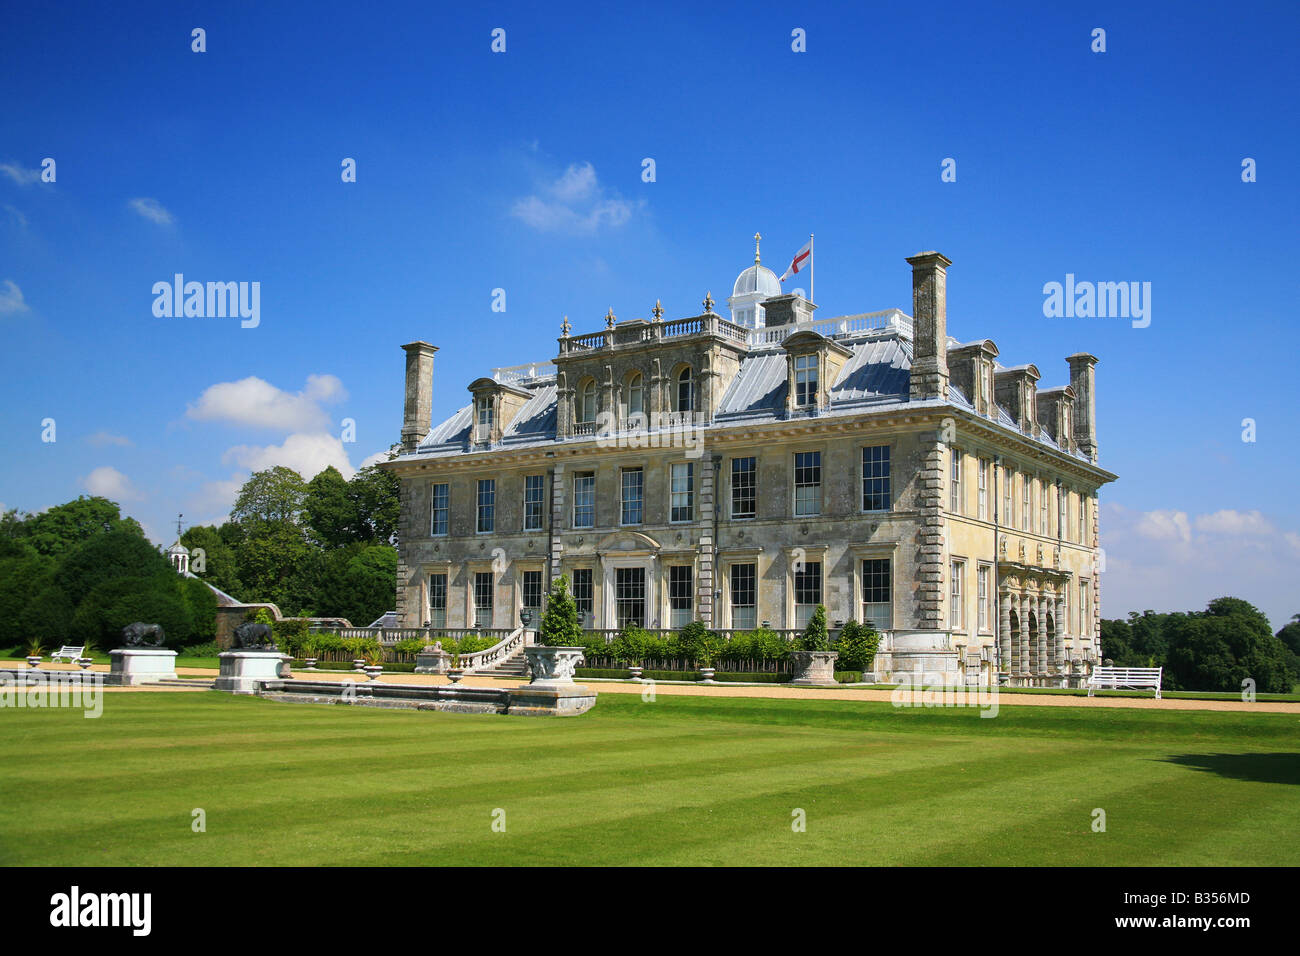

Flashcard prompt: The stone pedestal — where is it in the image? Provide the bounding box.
[789,650,839,687]
[888,630,960,684]
[414,646,451,674]
[216,650,291,695]
[107,648,178,686]
[508,646,595,716]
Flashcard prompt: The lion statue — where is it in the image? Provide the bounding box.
[231,621,277,651]
[122,621,166,647]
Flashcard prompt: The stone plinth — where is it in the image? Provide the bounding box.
[888,630,960,683]
[414,646,451,674]
[107,648,178,686]
[509,646,595,716]
[215,650,291,695]
[789,650,839,687]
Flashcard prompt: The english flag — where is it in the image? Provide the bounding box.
[779,239,812,282]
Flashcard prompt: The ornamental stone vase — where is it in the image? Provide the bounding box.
[627,665,644,681]
[510,646,596,717]
[698,666,716,683]
[522,646,585,684]
[789,650,838,687]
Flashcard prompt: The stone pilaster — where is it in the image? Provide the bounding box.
[548,465,565,583]
[1017,594,1030,677]
[696,455,719,625]
[1055,595,1067,674]
[916,434,946,629]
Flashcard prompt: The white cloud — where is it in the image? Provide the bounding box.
[128,197,174,226]
[81,466,142,502]
[1101,502,1300,629]
[0,279,29,314]
[3,205,27,228]
[187,374,346,432]
[222,432,355,481]
[86,430,133,448]
[186,473,247,524]
[0,163,41,185]
[1133,509,1191,543]
[1192,509,1275,536]
[511,161,639,234]
[359,449,392,470]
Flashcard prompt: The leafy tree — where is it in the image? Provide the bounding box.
[800,604,830,651]
[337,544,398,626]
[0,539,55,647]
[350,463,400,544]
[231,466,307,526]
[538,575,581,646]
[70,575,194,647]
[56,528,171,599]
[1165,597,1293,693]
[180,524,243,598]
[2,496,144,558]
[15,584,76,648]
[1099,618,1138,666]
[233,522,314,612]
[303,466,358,549]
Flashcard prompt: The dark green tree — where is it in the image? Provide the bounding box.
[303,466,358,548]
[801,604,830,651]
[3,496,144,557]
[1165,597,1293,693]
[538,575,581,646]
[350,463,400,544]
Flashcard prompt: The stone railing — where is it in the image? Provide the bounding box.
[748,309,911,346]
[308,625,518,646]
[461,627,534,672]
[491,361,556,384]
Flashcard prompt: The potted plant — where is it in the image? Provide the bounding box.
[362,645,384,681]
[524,575,587,684]
[446,651,465,683]
[25,641,43,668]
[789,605,839,687]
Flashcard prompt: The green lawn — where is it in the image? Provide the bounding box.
[2,691,1297,865]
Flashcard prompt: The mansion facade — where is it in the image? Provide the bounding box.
[380,244,1117,685]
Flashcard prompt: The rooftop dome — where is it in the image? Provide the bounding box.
[733,262,782,298]
[732,231,782,299]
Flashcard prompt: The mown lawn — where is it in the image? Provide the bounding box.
[1,691,1297,866]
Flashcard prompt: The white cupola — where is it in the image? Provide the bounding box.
[727,232,782,328]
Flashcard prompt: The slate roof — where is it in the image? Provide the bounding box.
[411,324,1087,461]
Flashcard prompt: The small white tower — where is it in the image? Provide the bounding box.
[166,513,190,574]
[727,232,783,329]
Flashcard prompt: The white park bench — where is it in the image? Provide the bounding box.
[49,645,85,664]
[1087,666,1162,699]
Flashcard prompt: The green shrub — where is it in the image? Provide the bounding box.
[538,575,581,647]
[273,618,310,656]
[834,620,880,671]
[800,605,830,651]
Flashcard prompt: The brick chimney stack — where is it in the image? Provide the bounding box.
[1066,353,1098,461]
[401,341,439,453]
[906,252,952,401]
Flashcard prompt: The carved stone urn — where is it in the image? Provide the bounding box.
[523,646,585,685]
[627,665,644,681]
[789,650,839,687]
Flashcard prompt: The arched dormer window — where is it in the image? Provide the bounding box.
[577,379,597,424]
[626,372,644,425]
[676,366,694,413]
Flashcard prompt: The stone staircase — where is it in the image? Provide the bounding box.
[470,642,531,680]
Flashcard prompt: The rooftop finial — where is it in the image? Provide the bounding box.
[560,315,570,337]
[176,513,183,540]
[754,232,762,264]
[651,299,664,322]
[703,291,714,314]
[605,307,616,329]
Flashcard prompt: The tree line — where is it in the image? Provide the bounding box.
[0,461,401,651]
[1100,597,1299,693]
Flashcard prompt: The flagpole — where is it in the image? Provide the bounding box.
[809,233,815,304]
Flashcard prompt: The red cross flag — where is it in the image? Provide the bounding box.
[779,238,812,282]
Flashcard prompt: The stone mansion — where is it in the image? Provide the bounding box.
[380,242,1117,685]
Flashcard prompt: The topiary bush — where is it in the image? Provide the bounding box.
[538,575,581,647]
[800,605,830,652]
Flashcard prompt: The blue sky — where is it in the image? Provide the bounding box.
[2,1,1298,626]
